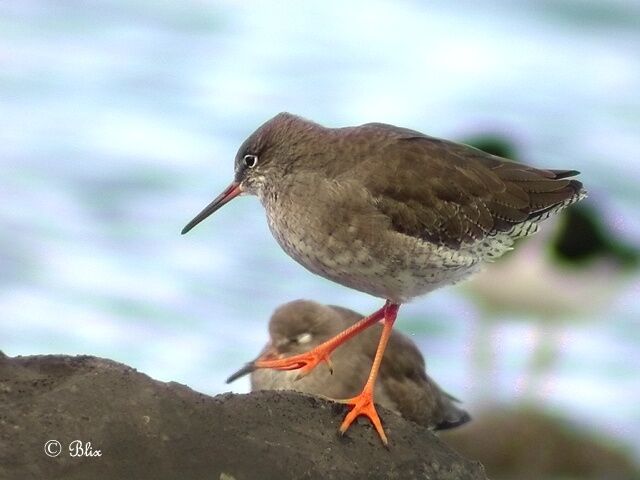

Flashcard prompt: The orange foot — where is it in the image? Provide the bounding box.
[338,389,388,446]
[254,346,334,380]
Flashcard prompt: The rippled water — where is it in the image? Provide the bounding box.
[2,0,639,458]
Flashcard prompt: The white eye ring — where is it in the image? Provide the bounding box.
[296,333,312,345]
[243,154,258,168]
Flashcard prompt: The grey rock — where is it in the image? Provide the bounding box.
[0,352,486,480]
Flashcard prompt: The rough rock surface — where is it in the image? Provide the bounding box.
[0,351,486,480]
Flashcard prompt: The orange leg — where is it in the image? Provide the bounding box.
[254,304,387,379]
[337,301,399,446]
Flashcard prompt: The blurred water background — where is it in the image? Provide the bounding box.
[2,0,639,474]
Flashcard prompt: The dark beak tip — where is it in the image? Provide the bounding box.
[180,182,241,236]
[226,362,257,384]
[180,221,197,235]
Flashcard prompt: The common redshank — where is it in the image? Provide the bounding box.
[226,299,470,431]
[182,113,586,445]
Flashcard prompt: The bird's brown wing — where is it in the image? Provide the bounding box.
[346,124,584,248]
[366,326,466,428]
[327,305,469,429]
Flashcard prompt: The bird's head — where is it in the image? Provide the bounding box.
[181,112,319,235]
[267,300,343,356]
[224,299,344,384]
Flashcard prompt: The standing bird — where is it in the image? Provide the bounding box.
[182,113,586,445]
[226,299,470,431]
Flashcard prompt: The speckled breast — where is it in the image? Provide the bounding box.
[262,199,481,303]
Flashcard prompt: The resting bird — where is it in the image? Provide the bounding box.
[227,300,471,431]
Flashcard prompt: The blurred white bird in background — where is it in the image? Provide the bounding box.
[459,136,639,401]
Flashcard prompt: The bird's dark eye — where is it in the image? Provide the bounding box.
[243,154,258,168]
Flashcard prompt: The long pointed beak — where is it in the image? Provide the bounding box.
[181,181,242,234]
[225,344,279,384]
[225,361,257,384]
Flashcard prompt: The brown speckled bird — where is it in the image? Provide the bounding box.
[226,300,470,431]
[182,113,586,445]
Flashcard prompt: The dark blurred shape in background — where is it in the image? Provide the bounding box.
[441,405,640,480]
[460,135,639,406]
[551,203,639,270]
